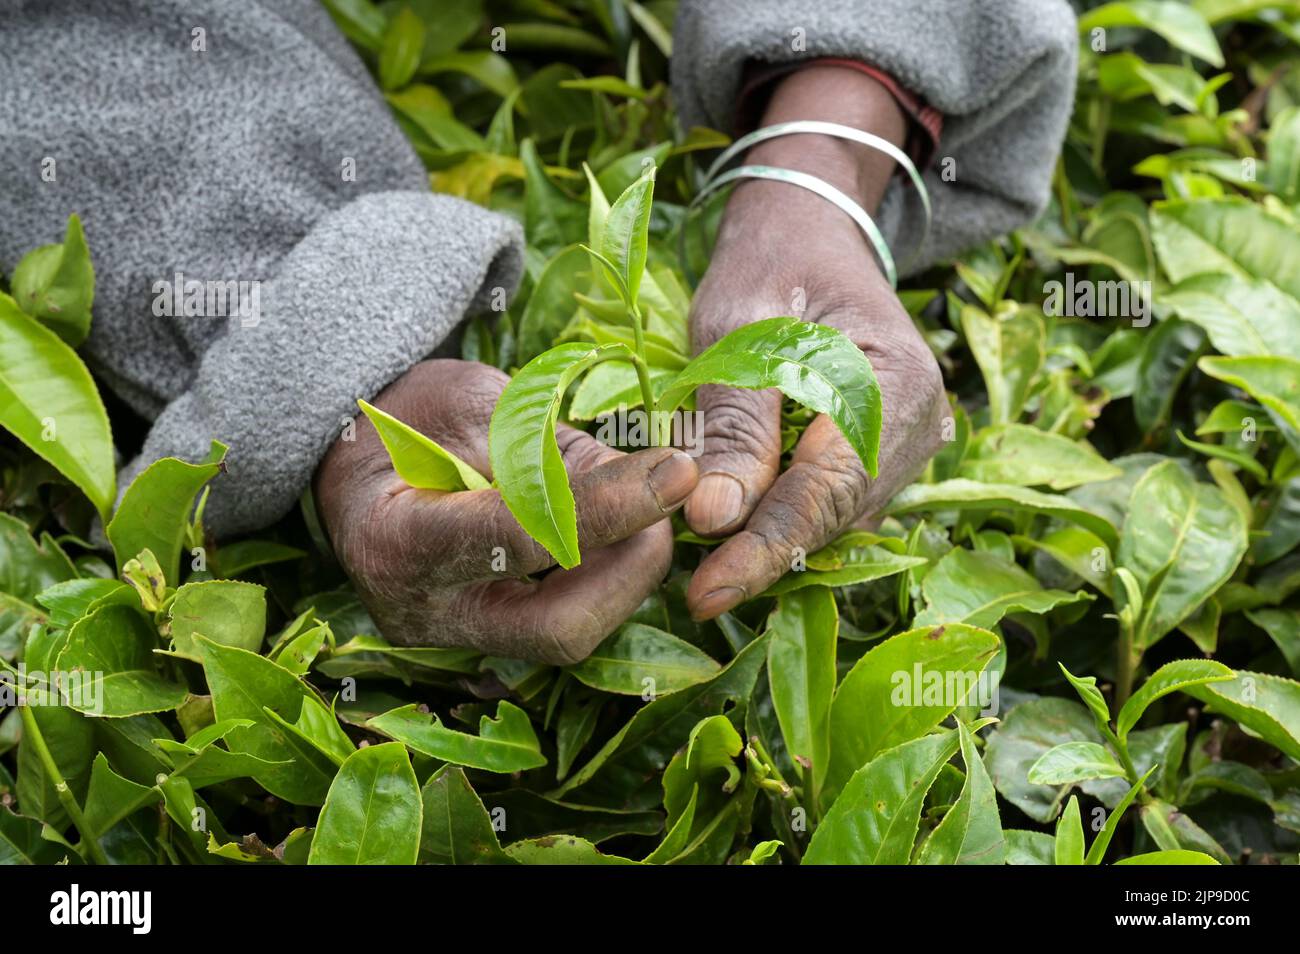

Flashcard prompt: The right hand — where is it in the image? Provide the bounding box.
[313,359,698,665]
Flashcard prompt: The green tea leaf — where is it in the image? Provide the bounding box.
[378,6,424,90]
[56,605,187,717]
[1080,2,1223,66]
[367,700,546,772]
[805,730,959,864]
[1185,670,1300,761]
[886,479,1119,550]
[9,214,95,346]
[1118,460,1247,648]
[960,305,1045,426]
[488,341,632,567]
[1086,767,1157,864]
[985,697,1099,823]
[960,424,1120,489]
[1054,795,1085,865]
[308,742,421,865]
[597,167,655,307]
[916,721,1005,865]
[555,634,768,809]
[567,623,720,695]
[1199,355,1300,453]
[166,580,266,661]
[1116,658,1234,739]
[1114,849,1220,865]
[197,636,336,805]
[357,399,488,491]
[419,765,512,864]
[766,587,837,805]
[0,294,114,518]
[107,441,226,583]
[1028,741,1126,784]
[827,623,999,801]
[915,547,1092,630]
[658,317,881,477]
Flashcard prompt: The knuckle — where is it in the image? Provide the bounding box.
[700,391,778,459]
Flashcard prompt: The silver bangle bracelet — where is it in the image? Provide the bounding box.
[703,119,932,251]
[688,163,900,288]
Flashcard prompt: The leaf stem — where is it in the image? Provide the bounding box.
[1115,620,1138,709]
[627,304,667,445]
[19,703,109,865]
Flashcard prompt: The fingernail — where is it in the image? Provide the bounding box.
[686,473,744,535]
[692,586,747,621]
[648,450,698,510]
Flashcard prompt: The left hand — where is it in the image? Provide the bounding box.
[683,66,949,620]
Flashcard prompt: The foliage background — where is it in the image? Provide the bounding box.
[1,0,1299,865]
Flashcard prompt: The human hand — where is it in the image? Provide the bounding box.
[314,359,698,664]
[684,65,948,620]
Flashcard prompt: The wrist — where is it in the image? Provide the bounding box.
[744,65,908,213]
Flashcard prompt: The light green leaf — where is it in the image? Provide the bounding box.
[567,623,720,695]
[9,214,95,346]
[516,244,587,366]
[1028,741,1126,785]
[357,399,488,491]
[915,547,1092,631]
[766,587,836,805]
[0,294,114,518]
[1115,849,1220,865]
[764,543,925,595]
[367,700,546,772]
[1054,795,1085,865]
[1086,767,1157,864]
[488,341,632,567]
[1080,1,1224,66]
[1199,355,1300,454]
[1116,658,1234,739]
[597,167,655,307]
[1185,670,1300,760]
[960,305,1045,426]
[916,722,1005,865]
[805,730,959,864]
[55,604,187,717]
[378,5,424,90]
[107,441,226,583]
[166,580,266,661]
[308,742,421,865]
[657,316,881,477]
[886,479,1119,550]
[1118,460,1248,648]
[826,624,999,801]
[960,424,1120,489]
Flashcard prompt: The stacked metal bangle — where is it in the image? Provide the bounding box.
[680,120,933,290]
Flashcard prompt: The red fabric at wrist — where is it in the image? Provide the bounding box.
[734,58,943,169]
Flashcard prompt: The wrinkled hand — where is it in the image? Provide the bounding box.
[684,66,948,620]
[315,359,698,664]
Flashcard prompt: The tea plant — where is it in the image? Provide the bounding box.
[2,0,1300,866]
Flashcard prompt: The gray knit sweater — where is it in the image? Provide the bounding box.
[0,0,1077,538]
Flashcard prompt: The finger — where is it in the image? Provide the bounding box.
[684,384,783,537]
[687,414,870,620]
[451,522,674,665]
[398,443,696,581]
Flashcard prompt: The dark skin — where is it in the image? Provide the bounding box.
[315,66,947,664]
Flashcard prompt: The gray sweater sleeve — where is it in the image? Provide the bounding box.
[0,0,523,539]
[670,0,1079,271]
